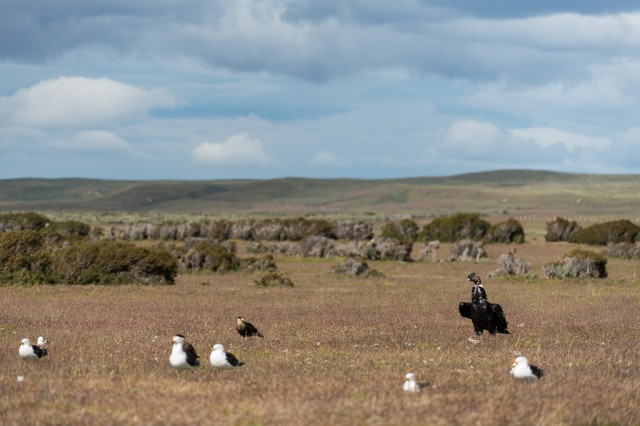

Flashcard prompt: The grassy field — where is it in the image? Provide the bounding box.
[4,170,640,218]
[1,237,639,425]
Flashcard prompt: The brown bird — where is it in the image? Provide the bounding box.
[236,316,263,339]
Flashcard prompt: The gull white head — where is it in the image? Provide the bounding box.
[213,343,224,351]
[172,335,185,345]
[510,356,543,379]
[19,338,48,360]
[513,356,528,366]
[403,372,420,392]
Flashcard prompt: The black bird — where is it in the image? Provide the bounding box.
[459,272,509,335]
[236,316,263,339]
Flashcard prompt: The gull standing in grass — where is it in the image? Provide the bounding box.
[510,356,544,380]
[19,338,48,360]
[170,334,200,370]
[209,344,244,369]
[403,373,420,392]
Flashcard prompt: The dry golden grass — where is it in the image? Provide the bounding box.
[1,239,639,425]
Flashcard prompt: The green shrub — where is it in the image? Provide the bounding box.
[135,247,179,283]
[418,213,490,242]
[381,219,419,243]
[246,242,268,254]
[0,231,50,284]
[485,218,525,244]
[192,241,240,272]
[543,249,607,279]
[49,240,177,285]
[545,217,580,242]
[43,220,91,240]
[0,212,50,232]
[568,220,639,245]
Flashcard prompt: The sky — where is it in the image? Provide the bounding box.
[1,0,640,180]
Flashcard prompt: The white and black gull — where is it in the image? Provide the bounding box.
[169,334,200,370]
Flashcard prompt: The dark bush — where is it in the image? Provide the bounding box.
[292,218,333,239]
[187,241,240,272]
[301,236,338,258]
[43,220,91,241]
[331,256,383,277]
[205,220,233,240]
[0,212,50,232]
[419,213,490,243]
[262,217,333,240]
[134,247,179,283]
[545,217,580,242]
[241,255,277,273]
[568,220,639,245]
[543,249,607,279]
[375,238,413,262]
[253,270,294,287]
[381,219,419,243]
[330,220,374,240]
[49,240,177,284]
[485,218,525,244]
[0,231,50,284]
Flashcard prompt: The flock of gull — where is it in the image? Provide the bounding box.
[168,316,260,370]
[17,273,543,392]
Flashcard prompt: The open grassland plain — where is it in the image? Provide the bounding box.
[5,171,640,218]
[1,239,639,425]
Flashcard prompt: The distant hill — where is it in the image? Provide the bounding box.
[1,170,640,216]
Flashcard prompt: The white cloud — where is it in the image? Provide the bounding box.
[510,127,612,151]
[446,13,640,50]
[444,120,504,154]
[50,130,137,153]
[310,150,345,166]
[167,8,640,82]
[0,76,174,128]
[193,132,271,166]
[468,59,640,115]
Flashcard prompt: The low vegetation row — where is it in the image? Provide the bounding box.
[0,211,527,244]
[381,214,525,244]
[110,218,374,242]
[545,217,640,245]
[0,212,630,285]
